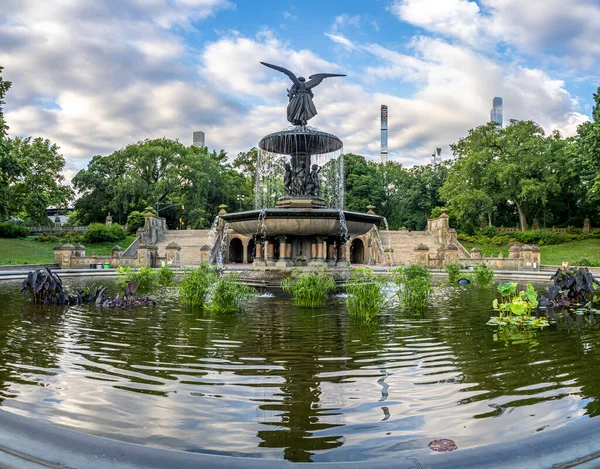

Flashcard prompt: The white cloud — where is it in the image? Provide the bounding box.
[391,0,600,64]
[0,0,592,178]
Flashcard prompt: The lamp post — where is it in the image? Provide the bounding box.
[237,194,245,212]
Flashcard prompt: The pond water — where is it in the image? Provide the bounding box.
[0,278,599,462]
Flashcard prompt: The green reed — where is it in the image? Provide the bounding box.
[394,264,432,310]
[345,267,387,318]
[178,264,218,306]
[473,263,495,287]
[206,273,255,313]
[281,269,336,307]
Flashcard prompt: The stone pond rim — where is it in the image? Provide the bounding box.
[220,208,383,237]
[258,127,343,155]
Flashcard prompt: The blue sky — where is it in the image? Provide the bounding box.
[1,0,600,181]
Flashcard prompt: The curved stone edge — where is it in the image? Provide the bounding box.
[1,409,600,469]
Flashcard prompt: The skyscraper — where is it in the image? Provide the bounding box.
[193,131,205,147]
[381,105,388,164]
[431,147,442,166]
[490,97,503,127]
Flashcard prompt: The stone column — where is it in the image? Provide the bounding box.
[254,239,265,266]
[584,218,592,234]
[337,239,349,266]
[276,236,291,268]
[266,239,276,266]
[243,239,249,264]
[311,239,317,260]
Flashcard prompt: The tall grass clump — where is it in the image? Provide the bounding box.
[158,265,175,286]
[445,263,462,285]
[117,266,159,291]
[206,273,256,313]
[179,265,218,306]
[281,269,336,307]
[395,264,432,310]
[346,268,387,318]
[473,263,495,287]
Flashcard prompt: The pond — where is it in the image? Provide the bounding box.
[0,278,598,463]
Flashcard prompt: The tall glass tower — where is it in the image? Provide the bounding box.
[490,97,503,127]
[193,131,205,147]
[381,105,388,164]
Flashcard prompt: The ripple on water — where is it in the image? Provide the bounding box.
[0,279,598,462]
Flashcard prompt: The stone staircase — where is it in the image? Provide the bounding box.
[155,230,211,266]
[383,230,444,265]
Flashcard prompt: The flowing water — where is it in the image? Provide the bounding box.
[0,279,599,463]
[255,128,345,210]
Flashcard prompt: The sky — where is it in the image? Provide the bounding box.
[1,0,600,182]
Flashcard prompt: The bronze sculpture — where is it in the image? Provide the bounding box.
[260,62,345,126]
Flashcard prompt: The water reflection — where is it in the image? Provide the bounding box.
[0,279,599,462]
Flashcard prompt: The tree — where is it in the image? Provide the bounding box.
[442,120,558,231]
[0,67,23,220]
[575,85,600,221]
[8,137,73,224]
[441,123,502,230]
[343,154,385,213]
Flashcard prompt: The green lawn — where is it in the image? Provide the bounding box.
[0,235,136,265]
[465,239,600,267]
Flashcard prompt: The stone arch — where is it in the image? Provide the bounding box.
[350,238,365,264]
[228,238,244,264]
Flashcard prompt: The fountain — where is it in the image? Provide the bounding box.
[220,62,383,277]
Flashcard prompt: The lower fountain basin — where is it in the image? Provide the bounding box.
[220,208,382,237]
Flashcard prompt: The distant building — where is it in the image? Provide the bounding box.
[381,105,388,164]
[431,147,442,166]
[193,131,205,147]
[490,97,503,127]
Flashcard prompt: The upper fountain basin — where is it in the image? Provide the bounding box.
[220,209,382,237]
[259,127,343,155]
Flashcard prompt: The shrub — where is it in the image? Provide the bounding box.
[480,226,499,237]
[281,269,336,307]
[179,265,218,306]
[83,223,126,243]
[345,267,387,318]
[206,273,255,313]
[445,263,462,285]
[126,211,147,234]
[573,258,600,267]
[37,233,59,243]
[473,264,495,287]
[0,221,29,238]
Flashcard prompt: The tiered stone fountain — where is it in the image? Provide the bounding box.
[220,62,382,278]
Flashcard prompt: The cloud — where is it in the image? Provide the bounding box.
[0,0,592,178]
[391,0,600,65]
[0,0,235,162]
[283,11,297,20]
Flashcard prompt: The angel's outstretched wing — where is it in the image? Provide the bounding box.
[305,73,346,90]
[260,62,300,86]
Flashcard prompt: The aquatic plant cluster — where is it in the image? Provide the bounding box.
[178,265,255,313]
[445,263,495,287]
[117,265,174,291]
[281,269,336,307]
[345,267,388,317]
[21,267,156,308]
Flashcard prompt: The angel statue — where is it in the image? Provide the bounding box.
[260,62,346,126]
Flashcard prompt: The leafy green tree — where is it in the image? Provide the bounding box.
[344,153,385,213]
[442,120,559,231]
[380,162,447,230]
[575,85,600,221]
[8,137,73,224]
[0,67,23,220]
